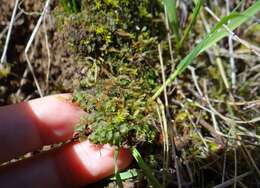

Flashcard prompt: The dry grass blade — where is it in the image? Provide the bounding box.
[213,171,253,188]
[158,44,170,188]
[25,0,51,97]
[1,0,19,64]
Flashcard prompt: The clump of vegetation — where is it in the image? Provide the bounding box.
[56,0,165,146]
[55,0,260,187]
[73,77,158,146]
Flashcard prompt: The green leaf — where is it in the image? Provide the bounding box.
[164,0,180,45]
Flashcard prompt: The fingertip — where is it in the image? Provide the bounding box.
[0,94,86,163]
[55,141,132,187]
[28,94,85,144]
[118,147,133,170]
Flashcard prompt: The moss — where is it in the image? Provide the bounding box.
[55,0,165,146]
[73,74,158,146]
[0,64,11,78]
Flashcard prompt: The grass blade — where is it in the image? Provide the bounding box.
[132,147,162,188]
[71,0,79,13]
[179,0,202,47]
[200,0,260,52]
[109,169,139,181]
[164,0,180,47]
[114,147,124,188]
[152,1,260,99]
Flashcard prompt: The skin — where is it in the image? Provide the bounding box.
[0,94,132,188]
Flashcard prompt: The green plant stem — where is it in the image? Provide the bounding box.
[114,147,123,188]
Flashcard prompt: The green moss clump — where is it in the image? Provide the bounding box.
[73,74,158,146]
[56,0,165,146]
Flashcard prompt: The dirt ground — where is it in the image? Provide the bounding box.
[0,0,75,105]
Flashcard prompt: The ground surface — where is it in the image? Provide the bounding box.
[0,0,75,105]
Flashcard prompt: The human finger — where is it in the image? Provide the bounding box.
[0,94,85,163]
[0,140,132,188]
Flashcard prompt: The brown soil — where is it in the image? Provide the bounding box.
[0,0,74,105]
